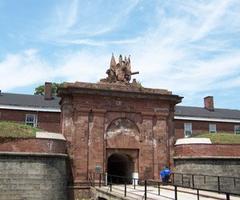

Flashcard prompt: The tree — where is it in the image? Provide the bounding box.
[34,82,64,95]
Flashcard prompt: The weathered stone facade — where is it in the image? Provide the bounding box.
[174,143,240,157]
[0,154,68,200]
[0,137,68,200]
[174,143,240,195]
[174,158,240,194]
[58,81,182,197]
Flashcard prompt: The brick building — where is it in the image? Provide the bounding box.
[0,82,61,133]
[175,96,240,138]
[1,86,240,136]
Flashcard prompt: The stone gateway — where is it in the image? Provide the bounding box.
[58,55,182,198]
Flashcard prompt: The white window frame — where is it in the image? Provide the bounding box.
[184,123,192,137]
[209,124,217,134]
[25,114,37,127]
[235,125,240,134]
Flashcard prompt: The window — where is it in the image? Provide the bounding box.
[25,114,37,127]
[184,123,192,137]
[209,124,217,133]
[235,125,240,134]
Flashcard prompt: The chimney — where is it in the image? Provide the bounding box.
[44,82,52,100]
[204,96,214,111]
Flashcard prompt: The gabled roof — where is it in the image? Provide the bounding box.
[175,106,240,121]
[0,93,61,112]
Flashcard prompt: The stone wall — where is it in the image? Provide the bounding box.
[0,137,68,200]
[174,158,240,194]
[175,144,240,157]
[174,144,240,195]
[0,154,68,200]
[0,138,66,154]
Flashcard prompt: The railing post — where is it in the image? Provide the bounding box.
[158,181,160,195]
[192,174,195,188]
[105,172,108,186]
[124,180,127,197]
[197,189,199,200]
[93,173,95,187]
[172,173,175,185]
[99,173,102,188]
[110,177,112,192]
[226,193,230,200]
[133,178,136,189]
[217,176,220,192]
[144,180,147,200]
[174,185,178,200]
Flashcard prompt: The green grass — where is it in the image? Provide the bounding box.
[0,121,39,138]
[193,133,240,144]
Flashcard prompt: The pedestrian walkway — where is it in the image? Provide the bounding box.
[95,184,240,200]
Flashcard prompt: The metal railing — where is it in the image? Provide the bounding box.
[89,172,240,200]
[172,173,240,197]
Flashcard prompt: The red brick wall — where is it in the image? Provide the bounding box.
[0,138,66,154]
[0,109,60,133]
[38,112,60,132]
[61,91,177,185]
[174,119,238,139]
[175,144,240,157]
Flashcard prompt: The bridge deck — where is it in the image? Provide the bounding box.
[95,184,240,200]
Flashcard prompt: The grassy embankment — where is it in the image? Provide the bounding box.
[0,121,39,138]
[194,133,240,144]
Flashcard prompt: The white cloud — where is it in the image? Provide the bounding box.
[65,0,79,29]
[191,0,232,41]
[41,0,140,41]
[1,0,240,108]
[57,37,141,46]
[0,49,111,91]
[0,50,55,91]
[56,51,109,82]
[121,0,240,101]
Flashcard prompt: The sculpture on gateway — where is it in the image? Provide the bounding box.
[100,54,139,84]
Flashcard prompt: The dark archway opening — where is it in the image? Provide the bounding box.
[107,153,134,184]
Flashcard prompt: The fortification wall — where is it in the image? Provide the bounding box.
[174,144,240,177]
[174,143,240,157]
[174,144,240,194]
[0,138,68,200]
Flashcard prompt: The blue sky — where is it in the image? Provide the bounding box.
[0,0,240,109]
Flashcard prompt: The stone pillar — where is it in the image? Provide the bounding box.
[61,97,75,186]
[61,97,74,152]
[139,113,154,179]
[153,116,168,179]
[73,109,89,184]
[167,105,176,168]
[88,109,105,178]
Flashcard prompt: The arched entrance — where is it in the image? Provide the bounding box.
[107,153,134,184]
